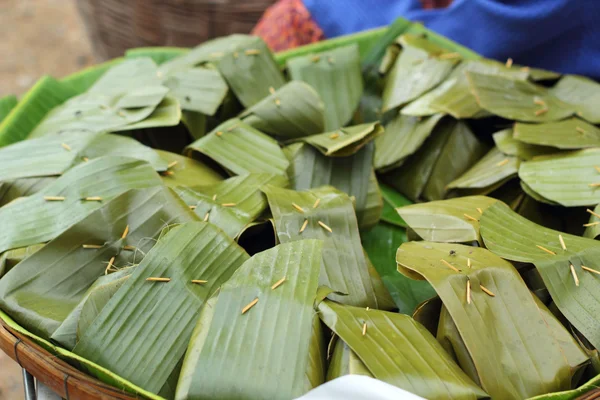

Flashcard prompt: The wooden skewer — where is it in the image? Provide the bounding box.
[362,322,367,336]
[586,209,600,219]
[536,245,556,255]
[312,198,321,208]
[570,264,580,287]
[299,219,309,233]
[61,143,72,151]
[292,203,304,213]
[191,280,208,284]
[582,265,600,276]
[44,196,65,201]
[440,259,460,273]
[146,277,171,282]
[83,196,102,201]
[496,158,509,167]
[583,222,600,227]
[466,279,471,304]
[464,213,478,222]
[558,234,566,250]
[271,277,286,290]
[242,298,259,314]
[121,225,130,239]
[479,284,495,297]
[82,244,103,249]
[318,221,333,233]
[221,203,236,207]
[105,256,116,274]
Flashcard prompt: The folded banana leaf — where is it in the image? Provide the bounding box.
[468,71,574,122]
[112,95,181,132]
[217,36,286,108]
[74,221,249,396]
[396,241,588,399]
[326,338,373,380]
[492,128,554,160]
[0,244,44,279]
[514,118,600,149]
[240,81,325,140]
[0,157,163,254]
[175,239,323,400]
[0,95,17,123]
[361,221,435,313]
[380,183,410,227]
[0,76,77,146]
[287,44,363,131]
[185,118,289,176]
[61,58,125,94]
[174,173,287,238]
[381,34,457,112]
[156,150,223,188]
[447,147,519,190]
[162,67,228,115]
[374,113,444,171]
[520,66,561,82]
[584,204,600,239]
[0,186,197,339]
[318,299,487,399]
[519,148,600,206]
[397,196,497,243]
[480,202,600,350]
[263,185,393,309]
[549,75,600,124]
[284,142,382,230]
[298,122,383,157]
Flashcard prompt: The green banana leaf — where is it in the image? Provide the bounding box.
[240,81,325,140]
[112,95,181,132]
[514,118,600,149]
[397,196,498,243]
[519,148,600,206]
[299,122,383,157]
[318,300,487,399]
[0,244,44,278]
[361,221,435,313]
[156,150,223,188]
[381,34,457,112]
[0,95,17,124]
[374,113,444,171]
[468,71,574,122]
[0,76,77,146]
[492,128,554,160]
[447,147,519,190]
[326,338,373,380]
[175,239,323,400]
[74,221,249,395]
[263,185,393,309]
[584,204,600,239]
[185,119,289,176]
[162,67,228,115]
[287,44,363,131]
[548,75,600,124]
[50,268,133,350]
[174,173,288,238]
[529,374,600,400]
[217,36,286,108]
[522,66,561,82]
[0,186,197,339]
[126,47,187,64]
[396,241,588,399]
[181,110,206,140]
[61,58,125,94]
[285,142,382,230]
[379,183,411,227]
[0,157,163,254]
[519,181,559,205]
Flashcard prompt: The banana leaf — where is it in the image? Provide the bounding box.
[381,34,457,112]
[492,128,554,160]
[447,147,519,190]
[74,221,249,395]
[397,196,498,243]
[156,150,223,188]
[519,148,600,206]
[374,113,444,171]
[522,66,561,82]
[112,95,181,132]
[217,36,286,108]
[380,183,411,227]
[362,221,435,313]
[468,71,574,122]
[318,300,487,399]
[549,75,600,124]
[175,239,323,400]
[50,268,133,350]
[61,58,124,94]
[0,76,77,146]
[162,67,228,115]
[181,110,206,140]
[529,374,600,400]
[174,173,288,238]
[185,119,289,176]
[0,95,17,123]
[287,44,363,131]
[0,157,163,254]
[396,241,588,399]
[514,118,600,149]
[126,47,187,64]
[263,185,393,309]
[0,244,44,278]
[285,142,382,230]
[240,81,325,140]
[584,204,600,239]
[299,122,383,157]
[326,338,374,380]
[0,186,197,339]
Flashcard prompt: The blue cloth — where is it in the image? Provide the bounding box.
[303,0,600,79]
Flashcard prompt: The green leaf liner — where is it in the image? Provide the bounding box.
[74,221,249,395]
[396,241,588,399]
[175,239,323,400]
[448,147,519,190]
[318,300,487,399]
[185,118,289,176]
[287,44,363,131]
[263,185,393,309]
[514,118,600,149]
[549,75,600,124]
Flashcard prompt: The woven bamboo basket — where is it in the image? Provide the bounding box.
[76,0,276,60]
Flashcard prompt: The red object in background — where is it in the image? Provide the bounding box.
[253,0,453,52]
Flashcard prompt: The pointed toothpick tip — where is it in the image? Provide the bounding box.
[586,209,600,219]
[534,108,548,116]
[191,279,208,284]
[440,259,460,273]
[268,86,276,95]
[61,143,72,152]
[463,213,478,222]
[312,198,321,209]
[242,298,259,314]
[121,225,130,239]
[318,221,333,233]
[83,196,102,202]
[291,202,304,213]
[245,49,260,55]
[362,322,367,336]
[466,279,471,304]
[505,58,513,68]
[583,221,600,227]
[271,277,286,290]
[558,234,566,250]
[496,158,509,167]
[536,245,556,255]
[576,127,587,134]
[582,265,600,276]
[570,264,580,287]
[329,133,340,140]
[467,258,471,268]
[44,196,65,201]
[167,161,178,169]
[82,244,103,249]
[299,219,309,233]
[146,277,171,282]
[479,284,495,297]
[203,212,210,222]
[476,207,483,215]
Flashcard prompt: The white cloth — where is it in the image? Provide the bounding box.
[295,375,426,400]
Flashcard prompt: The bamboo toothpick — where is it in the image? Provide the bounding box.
[439,52,460,60]
[558,234,566,250]
[535,108,548,116]
[105,256,116,274]
[570,264,580,286]
[587,209,600,219]
[227,123,238,132]
[82,244,103,249]
[44,196,65,201]
[146,277,171,282]
[299,219,309,233]
[245,49,260,55]
[216,131,223,137]
[505,58,513,68]
[274,98,281,107]
[588,183,600,188]
[61,143,72,151]
[191,280,208,284]
[221,203,236,207]
[330,133,340,140]
[123,245,136,251]
[121,225,130,239]
[440,259,460,273]
[209,52,223,58]
[82,157,89,162]
[536,245,556,255]
[479,284,495,297]
[595,166,600,173]
[162,170,174,176]
[269,86,276,95]
[83,196,102,201]
[311,55,320,62]
[212,194,218,201]
[464,213,478,222]
[167,161,178,169]
[521,66,530,72]
[582,265,600,275]
[204,212,210,222]
[467,258,471,268]
[271,277,286,290]
[318,221,333,233]
[189,205,197,210]
[466,279,471,304]
[312,198,321,208]
[476,208,483,215]
[534,99,546,106]
[242,298,259,314]
[327,57,335,64]
[576,127,587,134]
[292,202,304,213]
[362,322,367,336]
[496,158,509,167]
[583,222,600,227]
